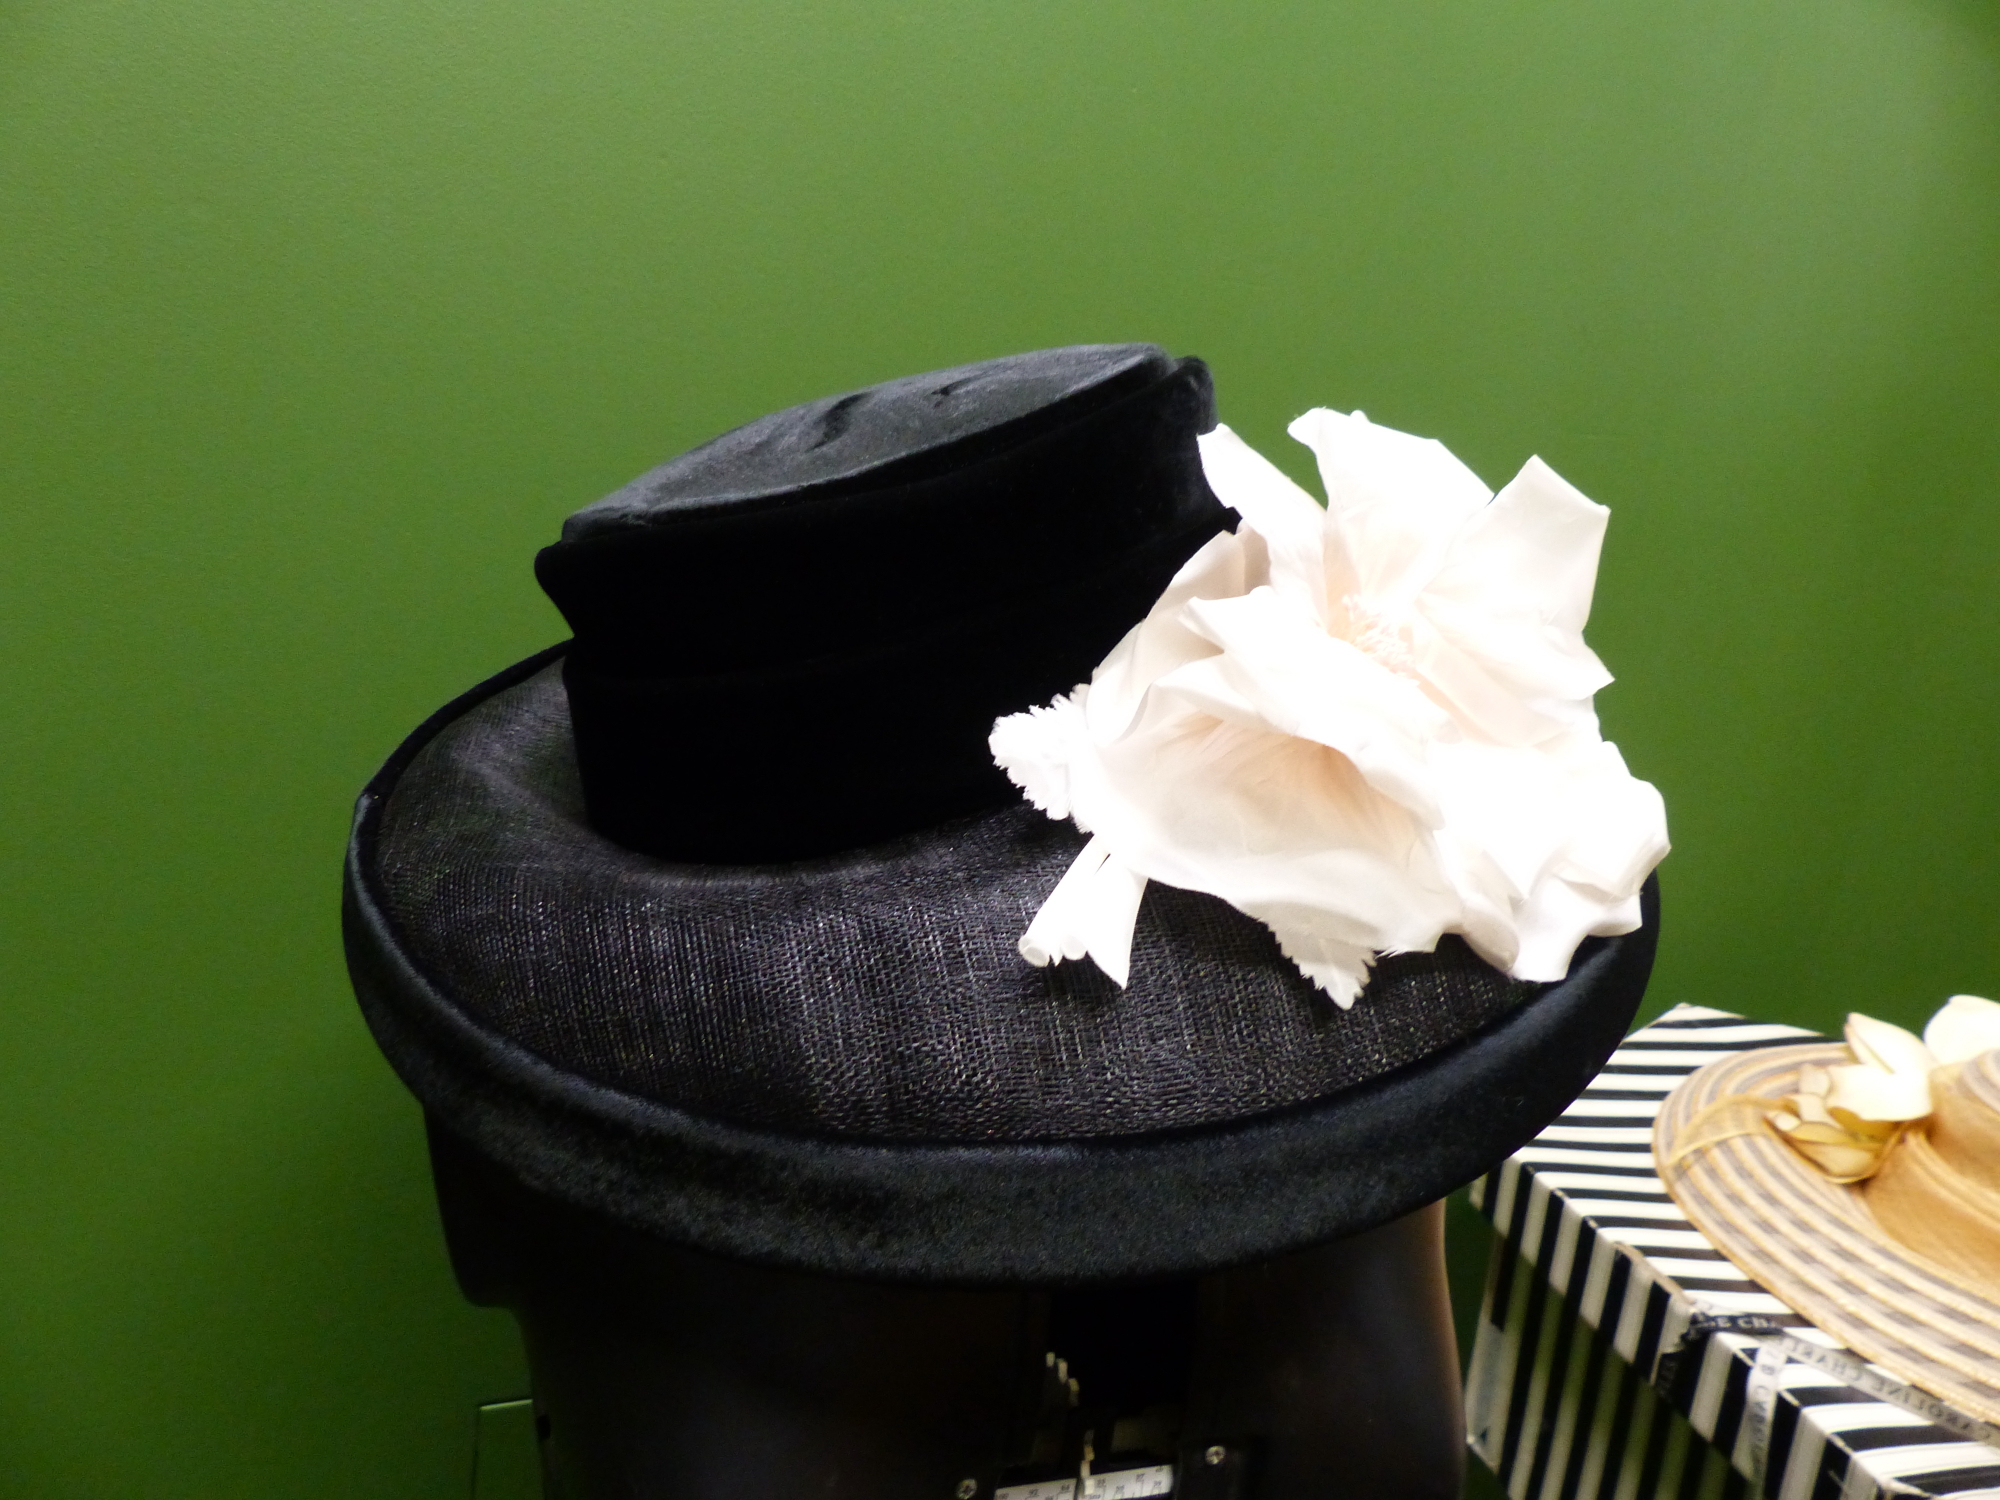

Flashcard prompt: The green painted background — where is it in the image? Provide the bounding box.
[4,1,1997,1494]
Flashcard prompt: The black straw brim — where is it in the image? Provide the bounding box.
[344,646,1658,1284]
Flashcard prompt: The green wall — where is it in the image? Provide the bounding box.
[3,1,1997,1494]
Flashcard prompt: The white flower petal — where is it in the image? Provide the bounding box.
[1405,614,1600,747]
[1195,424,1329,621]
[1588,891,1645,937]
[1078,528,1254,747]
[1019,837,1110,966]
[1213,844,1457,955]
[1287,408,1492,609]
[1923,993,2000,1065]
[1430,456,1609,636]
[1139,654,1270,736]
[991,691,1091,821]
[1084,723,1459,954]
[1017,836,1149,987]
[1171,589,1450,823]
[1553,745,1671,897]
[1416,594,1613,712]
[1244,910,1377,1008]
[1843,1011,1936,1078]
[1426,831,1522,972]
[1823,1060,1933,1122]
[1510,875,1639,982]
[1429,741,1569,899]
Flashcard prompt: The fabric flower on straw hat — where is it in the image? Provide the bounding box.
[1656,994,2000,1425]
[991,409,1669,1005]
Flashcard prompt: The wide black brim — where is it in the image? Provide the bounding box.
[344,644,1658,1284]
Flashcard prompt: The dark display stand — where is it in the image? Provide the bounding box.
[432,1121,1466,1500]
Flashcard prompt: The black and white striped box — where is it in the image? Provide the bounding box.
[1464,1004,2000,1500]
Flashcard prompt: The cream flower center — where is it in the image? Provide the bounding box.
[1340,594,1417,678]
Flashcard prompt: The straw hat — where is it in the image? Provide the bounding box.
[1655,998,2000,1425]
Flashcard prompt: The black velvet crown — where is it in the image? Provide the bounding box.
[343,344,1657,1283]
[538,344,1225,861]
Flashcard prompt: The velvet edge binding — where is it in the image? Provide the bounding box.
[343,643,1658,1286]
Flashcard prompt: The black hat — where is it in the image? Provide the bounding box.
[343,344,1657,1284]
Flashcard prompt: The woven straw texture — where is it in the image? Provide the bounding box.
[371,664,1539,1142]
[1657,1044,2000,1426]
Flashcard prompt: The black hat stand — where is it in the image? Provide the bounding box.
[431,1119,1465,1500]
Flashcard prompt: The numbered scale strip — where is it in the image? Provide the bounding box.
[1464,1004,2000,1500]
[999,1464,1177,1500]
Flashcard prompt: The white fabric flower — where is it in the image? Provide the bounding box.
[1816,995,2000,1122]
[990,409,1670,1006]
[1768,995,2000,1180]
[1922,993,2000,1066]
